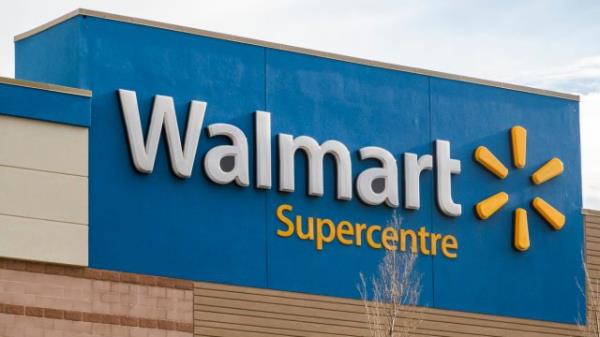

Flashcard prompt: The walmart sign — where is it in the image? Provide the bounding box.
[119,88,569,257]
[15,13,583,323]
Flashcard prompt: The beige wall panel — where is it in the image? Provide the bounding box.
[194,303,574,336]
[192,293,579,336]
[0,213,87,266]
[193,297,580,337]
[587,216,600,225]
[0,165,87,224]
[585,212,600,220]
[192,283,578,330]
[587,227,600,238]
[0,114,88,176]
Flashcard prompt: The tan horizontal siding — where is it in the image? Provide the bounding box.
[192,214,598,336]
[0,114,88,266]
[193,284,580,336]
[0,165,87,225]
[0,114,88,176]
[588,215,600,275]
[0,214,87,266]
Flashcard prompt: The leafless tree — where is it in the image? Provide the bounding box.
[579,260,600,336]
[359,214,422,337]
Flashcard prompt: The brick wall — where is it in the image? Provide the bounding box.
[0,258,193,337]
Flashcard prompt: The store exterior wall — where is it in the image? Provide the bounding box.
[0,212,597,336]
[0,8,592,336]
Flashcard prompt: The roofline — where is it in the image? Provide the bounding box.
[14,8,579,102]
[583,209,600,217]
[0,76,92,97]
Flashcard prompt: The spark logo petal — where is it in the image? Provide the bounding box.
[474,126,565,252]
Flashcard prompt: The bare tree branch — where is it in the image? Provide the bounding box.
[359,213,422,337]
[579,256,599,337]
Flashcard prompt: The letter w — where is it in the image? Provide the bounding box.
[118,89,206,178]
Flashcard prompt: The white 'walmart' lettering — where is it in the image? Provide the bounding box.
[118,90,462,216]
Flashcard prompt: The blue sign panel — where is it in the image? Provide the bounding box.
[15,14,584,323]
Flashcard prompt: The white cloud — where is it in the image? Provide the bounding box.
[581,93,600,209]
[513,56,600,95]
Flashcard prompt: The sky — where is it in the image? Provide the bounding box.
[1,0,599,208]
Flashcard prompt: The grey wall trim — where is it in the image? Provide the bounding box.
[0,76,92,97]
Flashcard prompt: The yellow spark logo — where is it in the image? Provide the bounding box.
[474,126,565,252]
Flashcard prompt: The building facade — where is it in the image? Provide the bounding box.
[0,9,593,336]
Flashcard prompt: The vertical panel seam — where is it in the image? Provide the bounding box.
[264,47,269,289]
[428,76,435,307]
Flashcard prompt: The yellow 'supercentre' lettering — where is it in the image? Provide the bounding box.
[275,204,459,259]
